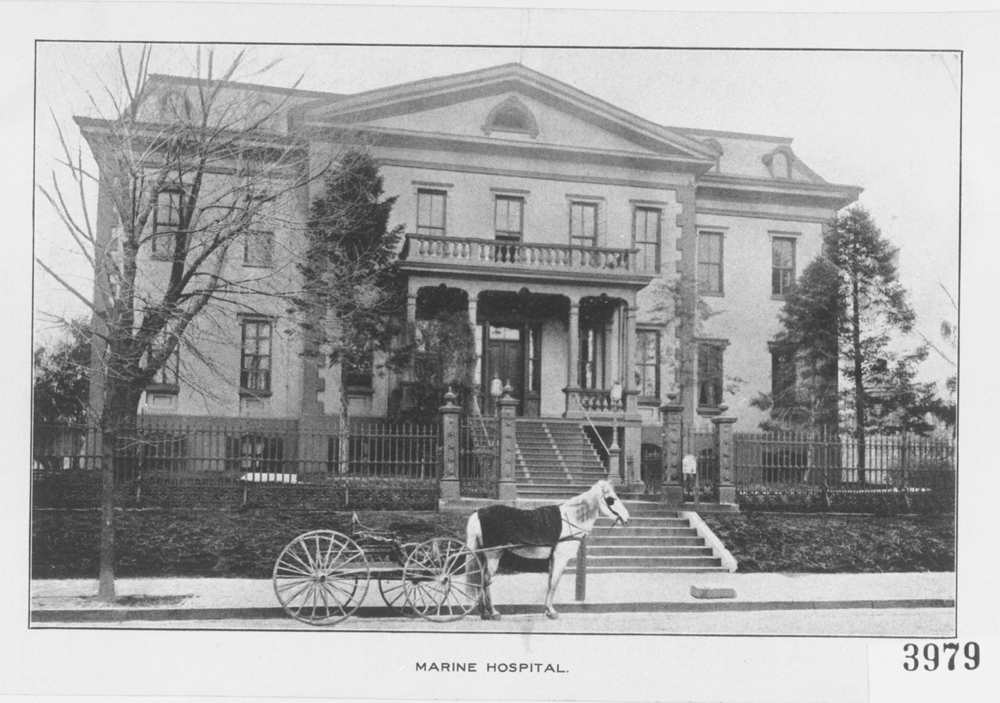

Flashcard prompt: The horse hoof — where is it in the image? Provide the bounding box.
[546,611,559,620]
[492,612,502,621]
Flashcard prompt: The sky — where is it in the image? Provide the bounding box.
[33,42,960,387]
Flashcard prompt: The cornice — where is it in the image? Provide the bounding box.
[307,124,712,176]
[399,260,655,291]
[376,156,694,191]
[696,173,862,209]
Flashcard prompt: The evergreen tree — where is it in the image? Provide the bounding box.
[299,149,405,416]
[768,206,946,481]
[754,258,842,430]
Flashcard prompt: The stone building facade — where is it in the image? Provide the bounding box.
[82,63,861,473]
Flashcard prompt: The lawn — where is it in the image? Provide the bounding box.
[31,508,955,579]
[700,512,955,573]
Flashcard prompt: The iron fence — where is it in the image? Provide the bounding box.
[459,414,498,499]
[32,419,441,511]
[733,429,955,513]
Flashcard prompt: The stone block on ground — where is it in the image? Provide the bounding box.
[690,585,737,600]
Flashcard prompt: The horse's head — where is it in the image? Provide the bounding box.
[595,480,629,526]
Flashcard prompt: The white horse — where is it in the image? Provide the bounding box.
[465,480,629,620]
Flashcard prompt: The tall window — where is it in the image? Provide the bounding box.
[343,349,374,390]
[152,188,183,260]
[494,196,523,241]
[771,345,797,404]
[244,230,274,268]
[527,325,542,394]
[240,319,272,393]
[633,207,661,274]
[697,343,724,407]
[634,330,660,399]
[772,237,796,297]
[698,232,724,295]
[579,324,605,390]
[569,202,597,248]
[417,190,446,236]
[494,195,523,263]
[153,346,180,387]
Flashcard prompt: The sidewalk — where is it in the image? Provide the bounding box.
[30,572,955,624]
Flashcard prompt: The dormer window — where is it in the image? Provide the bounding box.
[482,96,539,138]
[160,91,192,122]
[702,138,724,173]
[762,146,796,179]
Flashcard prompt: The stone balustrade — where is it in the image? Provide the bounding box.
[403,234,644,276]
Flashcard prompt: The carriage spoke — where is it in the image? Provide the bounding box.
[273,531,369,625]
[275,561,314,578]
[275,575,312,592]
[282,578,315,607]
[292,581,318,618]
[284,545,317,575]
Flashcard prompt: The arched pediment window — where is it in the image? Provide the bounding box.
[702,138,724,173]
[762,146,796,179]
[247,100,276,130]
[159,90,192,122]
[482,96,539,138]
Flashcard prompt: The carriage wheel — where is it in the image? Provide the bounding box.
[272,530,370,625]
[378,543,417,616]
[402,538,483,622]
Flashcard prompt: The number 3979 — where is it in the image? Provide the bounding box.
[903,642,979,671]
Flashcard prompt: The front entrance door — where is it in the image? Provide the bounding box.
[485,325,524,416]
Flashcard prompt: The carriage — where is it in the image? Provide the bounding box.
[272,480,629,625]
[272,513,484,625]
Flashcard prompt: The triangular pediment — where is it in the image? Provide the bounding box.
[300,64,716,162]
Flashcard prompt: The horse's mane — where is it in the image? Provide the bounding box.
[561,484,601,524]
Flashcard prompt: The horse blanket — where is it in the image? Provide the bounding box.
[476,504,563,549]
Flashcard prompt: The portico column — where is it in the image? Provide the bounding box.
[624,305,637,395]
[566,299,580,414]
[405,294,418,383]
[406,294,418,327]
[467,295,478,328]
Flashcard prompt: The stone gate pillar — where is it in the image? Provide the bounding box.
[712,414,737,506]
[497,385,519,502]
[439,389,461,501]
[660,399,685,505]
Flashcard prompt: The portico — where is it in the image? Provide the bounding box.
[400,233,653,422]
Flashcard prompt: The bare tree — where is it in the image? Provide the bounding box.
[36,45,330,600]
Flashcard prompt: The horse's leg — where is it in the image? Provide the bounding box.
[481,551,502,620]
[466,514,489,619]
[544,542,576,620]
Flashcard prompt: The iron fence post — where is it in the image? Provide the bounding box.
[712,414,737,506]
[439,389,461,502]
[660,400,685,505]
[497,384,519,502]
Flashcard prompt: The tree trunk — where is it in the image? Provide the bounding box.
[852,275,866,484]
[97,384,143,603]
[98,427,116,601]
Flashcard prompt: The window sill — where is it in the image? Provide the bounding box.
[697,405,724,417]
[240,390,272,399]
[771,294,787,301]
[145,383,179,395]
[345,386,374,397]
[637,396,661,406]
